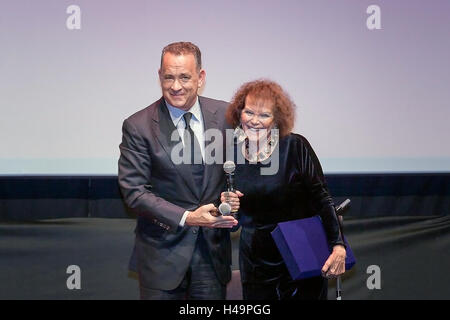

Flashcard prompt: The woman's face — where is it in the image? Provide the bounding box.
[240,95,275,142]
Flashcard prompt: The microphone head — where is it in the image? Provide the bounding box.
[218,202,232,215]
[223,161,236,174]
[336,199,351,215]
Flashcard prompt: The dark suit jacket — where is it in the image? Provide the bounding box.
[118,96,232,290]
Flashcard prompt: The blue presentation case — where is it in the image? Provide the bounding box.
[271,216,356,280]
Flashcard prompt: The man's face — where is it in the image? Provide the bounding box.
[159,53,205,111]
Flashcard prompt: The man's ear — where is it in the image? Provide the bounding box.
[198,69,206,88]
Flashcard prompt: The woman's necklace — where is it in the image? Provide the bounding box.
[242,132,279,163]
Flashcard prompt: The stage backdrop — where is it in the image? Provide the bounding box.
[1,0,449,175]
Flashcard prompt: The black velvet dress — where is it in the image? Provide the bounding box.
[233,133,344,300]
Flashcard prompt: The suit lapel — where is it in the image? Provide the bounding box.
[199,97,221,198]
[151,98,199,200]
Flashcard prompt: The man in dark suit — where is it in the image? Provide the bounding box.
[118,42,238,299]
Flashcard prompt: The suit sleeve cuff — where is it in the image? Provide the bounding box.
[179,210,190,227]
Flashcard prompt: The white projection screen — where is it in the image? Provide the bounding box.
[1,0,449,175]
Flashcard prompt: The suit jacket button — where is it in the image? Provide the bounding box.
[193,229,197,234]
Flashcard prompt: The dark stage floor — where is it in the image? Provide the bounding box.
[1,215,449,300]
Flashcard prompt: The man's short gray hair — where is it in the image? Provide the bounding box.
[161,42,202,71]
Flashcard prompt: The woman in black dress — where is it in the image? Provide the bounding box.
[222,79,346,300]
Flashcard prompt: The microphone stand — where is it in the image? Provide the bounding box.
[335,199,350,300]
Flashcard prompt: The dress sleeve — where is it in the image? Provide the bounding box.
[296,135,345,247]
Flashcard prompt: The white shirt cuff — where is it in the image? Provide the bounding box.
[179,210,190,227]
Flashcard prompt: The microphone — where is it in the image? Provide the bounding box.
[218,202,232,215]
[335,199,351,215]
[335,198,350,301]
[223,160,236,192]
[219,161,236,215]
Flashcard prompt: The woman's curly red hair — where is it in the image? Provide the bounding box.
[226,79,295,137]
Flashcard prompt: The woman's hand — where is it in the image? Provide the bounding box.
[220,190,244,212]
[321,245,346,279]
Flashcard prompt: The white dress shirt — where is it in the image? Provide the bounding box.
[165,98,205,161]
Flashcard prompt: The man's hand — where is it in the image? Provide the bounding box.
[185,204,238,228]
[220,190,244,212]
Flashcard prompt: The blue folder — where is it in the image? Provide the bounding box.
[271,216,356,280]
